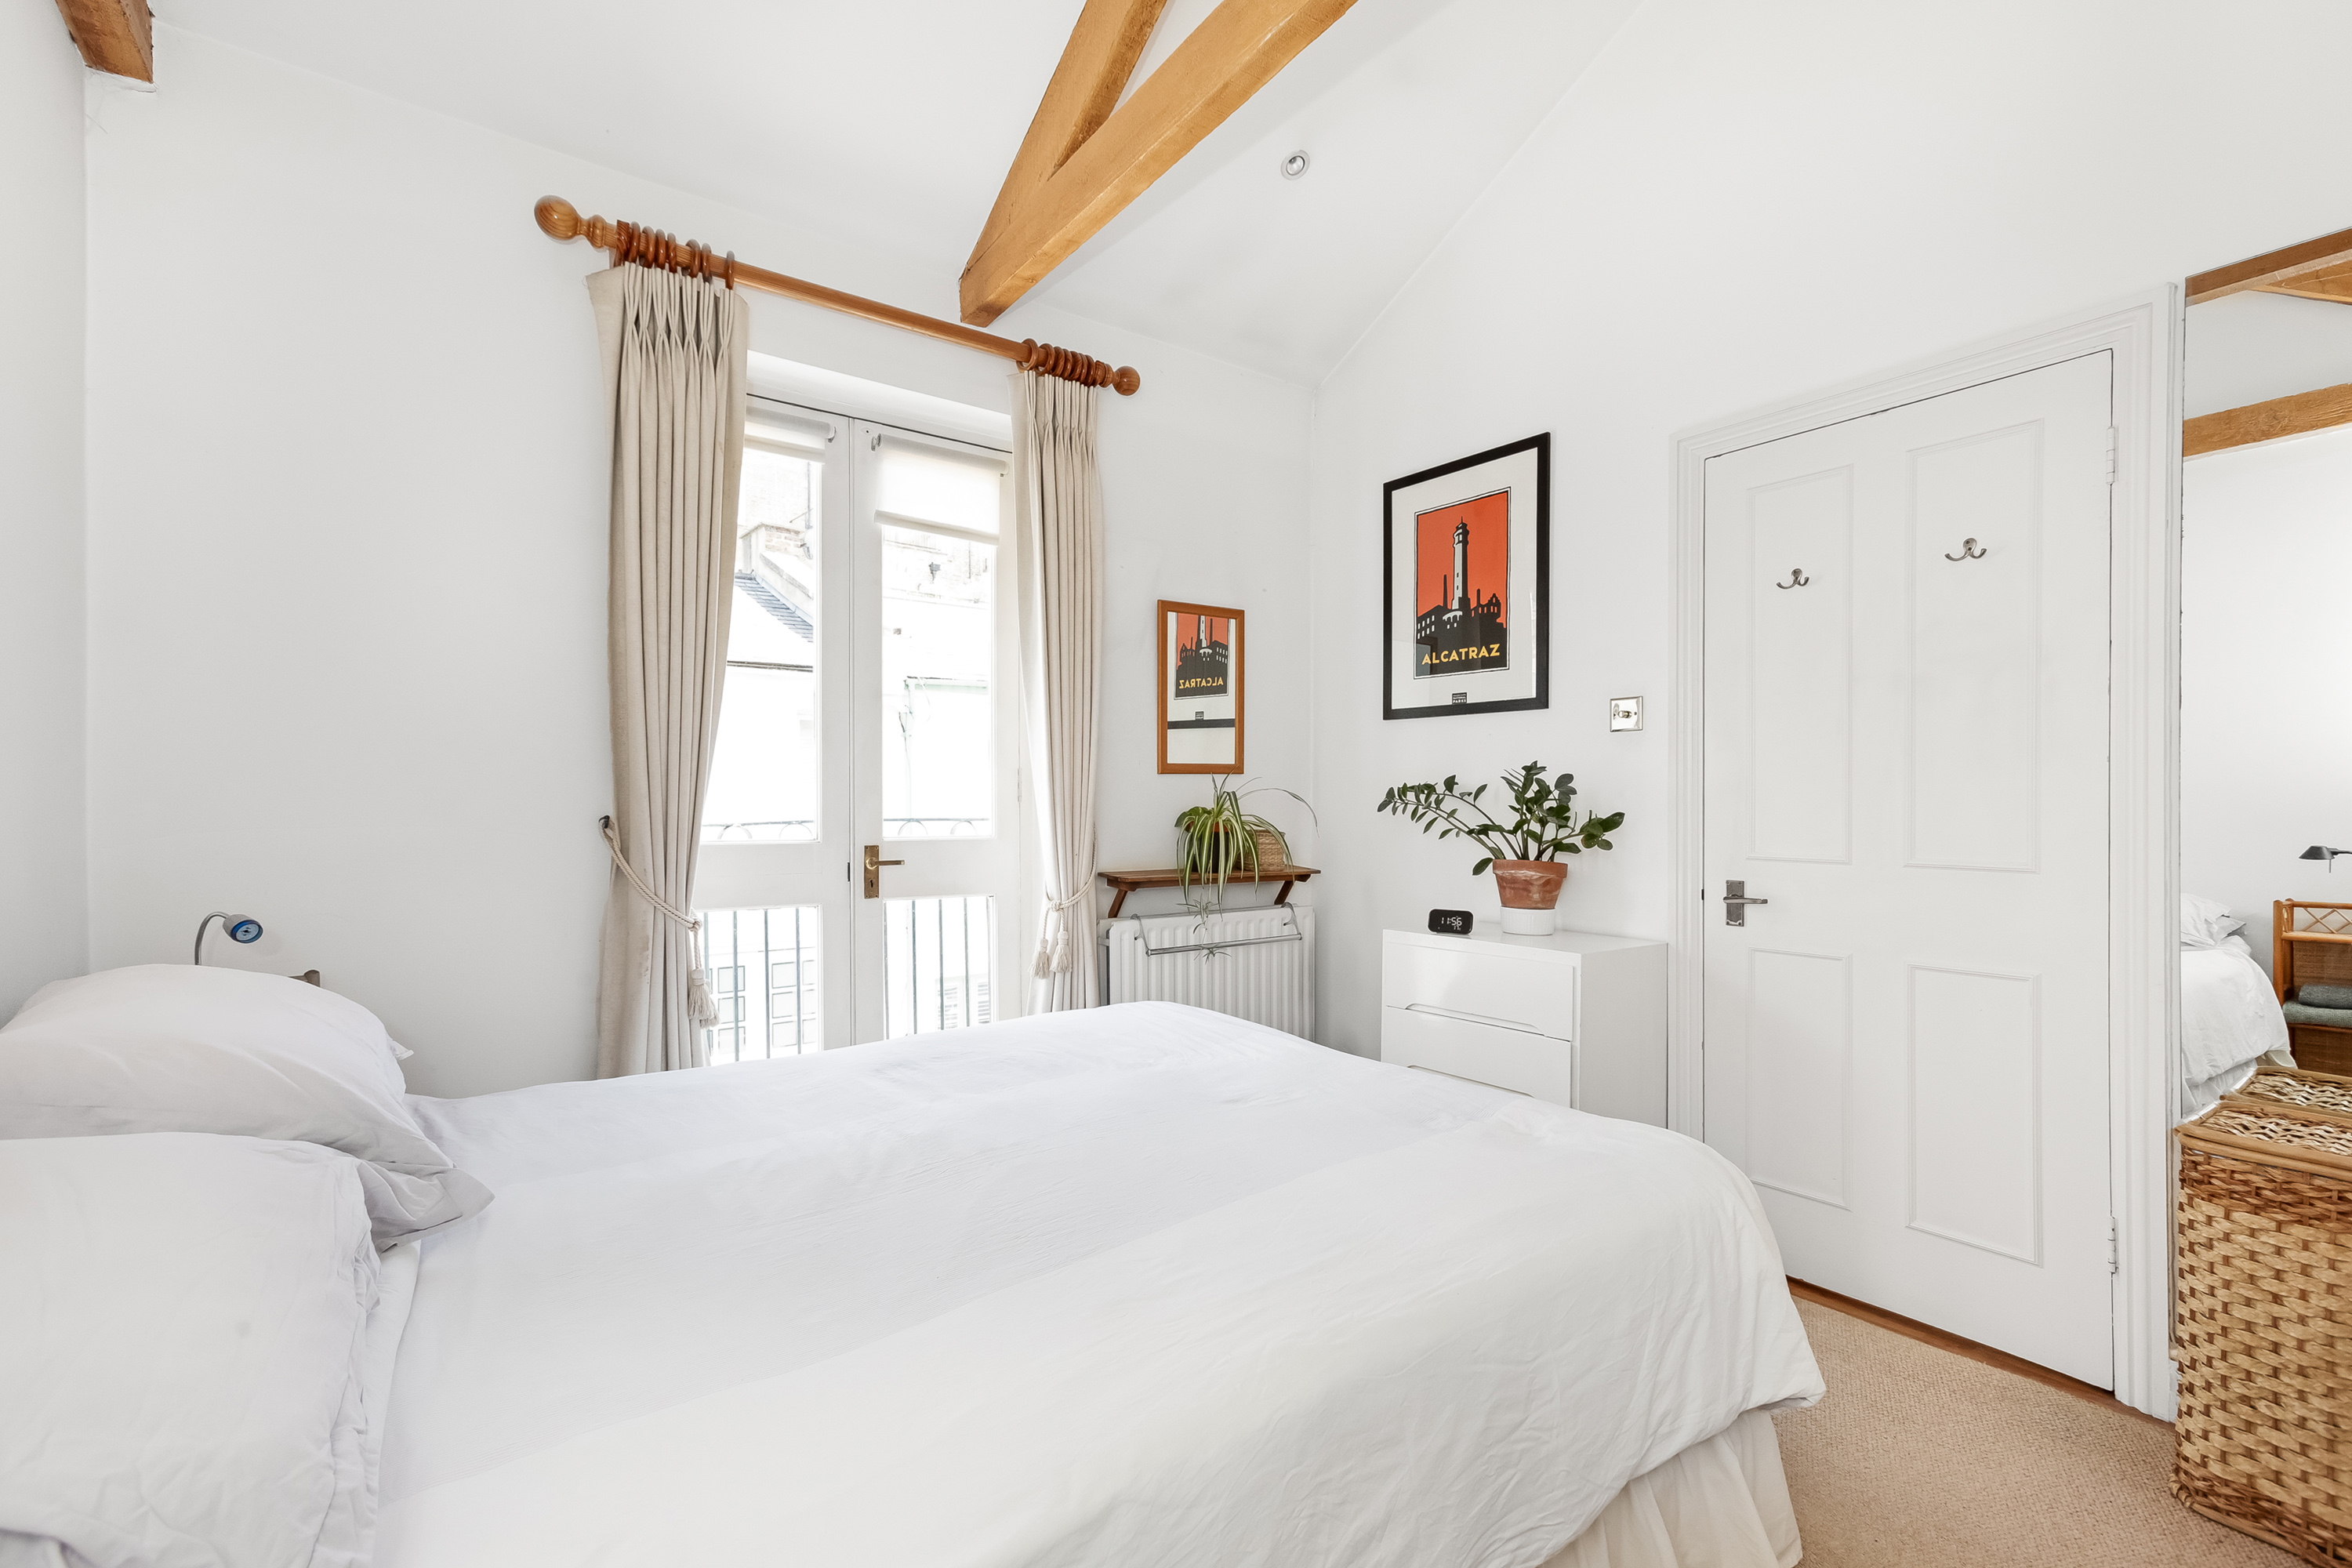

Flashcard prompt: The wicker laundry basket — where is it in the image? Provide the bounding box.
[2232,1065,2352,1127]
[2173,1083,2352,1563]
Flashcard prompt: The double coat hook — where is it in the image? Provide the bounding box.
[1776,567,1809,590]
[1944,538,1987,561]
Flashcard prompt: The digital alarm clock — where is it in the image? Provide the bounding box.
[1428,909,1473,936]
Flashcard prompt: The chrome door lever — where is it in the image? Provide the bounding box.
[1723,880,1769,927]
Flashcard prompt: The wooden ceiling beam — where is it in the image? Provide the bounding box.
[2256,256,2352,306]
[961,0,1358,327]
[2187,226,2352,305]
[53,0,152,82]
[2183,383,2352,458]
[968,0,1172,275]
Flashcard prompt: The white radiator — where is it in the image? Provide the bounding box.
[1100,906,1315,1037]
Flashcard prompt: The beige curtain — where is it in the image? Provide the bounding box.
[590,263,750,1076]
[1013,371,1105,1012]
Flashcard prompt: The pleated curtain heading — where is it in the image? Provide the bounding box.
[589,263,750,1076]
[1014,370,1106,1013]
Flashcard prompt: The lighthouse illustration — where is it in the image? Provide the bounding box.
[1173,612,1230,702]
[1414,494,1508,677]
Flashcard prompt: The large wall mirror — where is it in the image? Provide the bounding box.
[2178,227,2352,1112]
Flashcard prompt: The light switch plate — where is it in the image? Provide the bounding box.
[1610,695,1644,731]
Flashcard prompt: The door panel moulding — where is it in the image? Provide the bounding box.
[1668,291,2181,1421]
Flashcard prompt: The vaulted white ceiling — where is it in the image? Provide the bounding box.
[157,0,1636,384]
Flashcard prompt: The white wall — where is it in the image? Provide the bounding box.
[2181,425,2352,978]
[0,2,89,1021]
[84,28,1310,1095]
[1306,0,2352,1056]
[2186,292,2352,419]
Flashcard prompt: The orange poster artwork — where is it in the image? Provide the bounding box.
[1413,488,1510,677]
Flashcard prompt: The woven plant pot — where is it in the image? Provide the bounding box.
[1250,826,1294,874]
[2172,1083,2352,1564]
[1178,824,1291,880]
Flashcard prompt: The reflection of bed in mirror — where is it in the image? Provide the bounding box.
[2180,895,2294,1118]
[2270,899,2352,1077]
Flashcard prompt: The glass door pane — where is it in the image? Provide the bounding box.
[852,426,1019,1043]
[882,895,995,1036]
[705,439,822,843]
[880,519,996,838]
[692,400,855,1053]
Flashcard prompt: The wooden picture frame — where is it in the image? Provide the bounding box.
[1382,434,1549,720]
[1156,601,1243,774]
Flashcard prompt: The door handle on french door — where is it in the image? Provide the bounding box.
[862,844,904,900]
[1723,880,1769,926]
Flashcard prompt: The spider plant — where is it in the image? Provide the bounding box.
[1175,775,1316,913]
[1375,760,1624,874]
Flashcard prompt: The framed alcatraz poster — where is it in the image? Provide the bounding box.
[1157,601,1243,773]
[1382,433,1549,720]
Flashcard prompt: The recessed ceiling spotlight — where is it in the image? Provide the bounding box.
[1280,151,1310,180]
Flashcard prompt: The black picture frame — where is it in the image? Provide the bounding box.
[1382,432,1550,720]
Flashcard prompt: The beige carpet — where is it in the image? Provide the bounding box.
[1774,1299,2302,1567]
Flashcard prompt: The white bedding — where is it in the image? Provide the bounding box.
[380,1002,1820,1568]
[2180,934,2292,1117]
[0,1134,398,1568]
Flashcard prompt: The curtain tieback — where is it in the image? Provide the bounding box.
[601,816,719,1028]
[1034,869,1097,978]
[600,816,702,931]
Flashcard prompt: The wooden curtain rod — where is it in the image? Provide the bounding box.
[533,197,1141,396]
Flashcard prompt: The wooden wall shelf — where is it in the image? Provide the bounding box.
[1098,866,1317,918]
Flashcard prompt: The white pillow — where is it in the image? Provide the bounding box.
[0,1133,389,1568]
[0,964,490,1243]
[2181,894,2247,951]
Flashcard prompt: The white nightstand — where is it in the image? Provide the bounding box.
[1380,927,1668,1125]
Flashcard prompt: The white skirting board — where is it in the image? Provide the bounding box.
[1099,907,1315,1037]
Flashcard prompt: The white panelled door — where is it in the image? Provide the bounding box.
[1702,352,2114,1385]
[694,399,1019,1058]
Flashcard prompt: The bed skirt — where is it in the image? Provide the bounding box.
[1540,1409,1801,1568]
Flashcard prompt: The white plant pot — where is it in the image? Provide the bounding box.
[1498,905,1555,935]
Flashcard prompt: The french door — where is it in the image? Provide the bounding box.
[692,397,1020,1056]
[1701,353,2115,1384]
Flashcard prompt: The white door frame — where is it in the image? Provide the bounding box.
[1667,289,2183,1419]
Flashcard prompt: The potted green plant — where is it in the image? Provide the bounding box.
[1175,776,1315,913]
[1376,761,1624,935]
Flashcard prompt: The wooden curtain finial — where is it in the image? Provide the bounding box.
[534,195,583,241]
[1015,339,1141,395]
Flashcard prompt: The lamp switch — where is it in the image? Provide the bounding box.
[1610,695,1643,731]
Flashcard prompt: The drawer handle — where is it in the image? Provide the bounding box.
[1402,1001,1555,1037]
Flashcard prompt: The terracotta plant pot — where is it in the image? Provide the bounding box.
[1490,859,1566,935]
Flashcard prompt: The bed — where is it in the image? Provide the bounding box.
[2,977,1821,1568]
[2180,895,2296,1119]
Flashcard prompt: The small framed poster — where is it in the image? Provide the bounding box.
[1157,601,1243,773]
[1383,433,1549,720]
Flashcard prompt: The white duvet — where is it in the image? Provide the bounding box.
[380,1003,1820,1568]
[2180,935,2292,1117]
